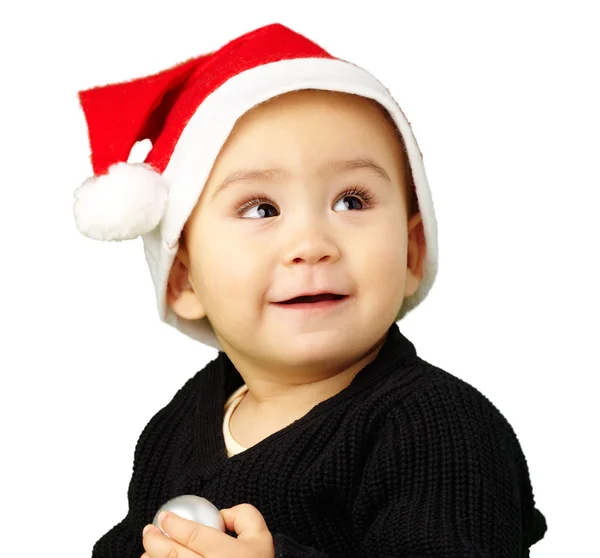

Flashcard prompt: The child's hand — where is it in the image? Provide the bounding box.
[141,503,275,558]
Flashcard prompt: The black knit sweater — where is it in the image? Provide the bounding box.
[91,322,547,557]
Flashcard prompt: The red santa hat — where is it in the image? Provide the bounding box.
[73,23,439,350]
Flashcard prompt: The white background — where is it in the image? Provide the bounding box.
[1,1,598,556]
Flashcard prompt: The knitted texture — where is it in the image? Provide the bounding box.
[91,323,547,557]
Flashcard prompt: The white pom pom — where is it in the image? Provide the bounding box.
[73,162,169,241]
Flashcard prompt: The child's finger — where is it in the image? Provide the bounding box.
[151,512,239,557]
[220,504,270,538]
[142,523,201,558]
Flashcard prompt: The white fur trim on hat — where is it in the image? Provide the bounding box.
[73,162,169,241]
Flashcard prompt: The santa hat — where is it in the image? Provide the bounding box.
[73,23,438,351]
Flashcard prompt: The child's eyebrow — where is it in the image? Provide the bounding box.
[211,158,392,201]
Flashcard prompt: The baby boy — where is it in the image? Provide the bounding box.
[74,22,547,558]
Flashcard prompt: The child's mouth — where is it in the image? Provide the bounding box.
[273,293,349,311]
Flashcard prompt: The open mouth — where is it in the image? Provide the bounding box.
[273,293,350,312]
[278,293,346,304]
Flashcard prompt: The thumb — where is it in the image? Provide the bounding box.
[220,504,269,538]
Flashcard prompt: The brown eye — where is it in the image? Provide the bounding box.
[251,202,278,219]
[236,197,279,218]
[335,193,368,211]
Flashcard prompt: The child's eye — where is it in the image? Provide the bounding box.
[235,186,376,219]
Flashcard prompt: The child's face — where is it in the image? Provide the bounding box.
[169,90,424,371]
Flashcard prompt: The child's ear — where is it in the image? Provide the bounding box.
[404,212,426,298]
[166,252,207,320]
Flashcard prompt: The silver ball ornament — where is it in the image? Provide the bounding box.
[152,495,226,538]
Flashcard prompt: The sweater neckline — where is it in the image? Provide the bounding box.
[193,322,417,479]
